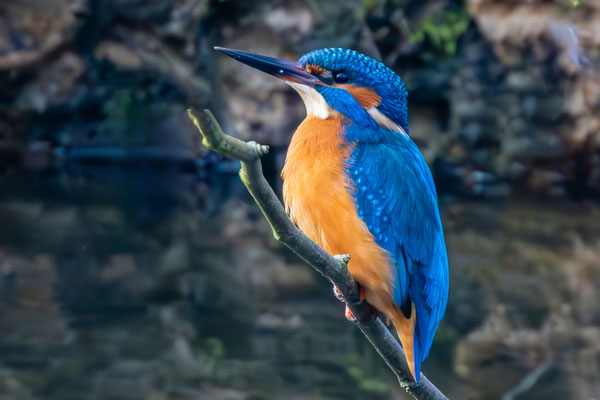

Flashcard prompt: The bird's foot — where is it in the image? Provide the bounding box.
[344,304,377,323]
[332,284,344,301]
[345,305,357,322]
[342,286,368,322]
[333,284,365,302]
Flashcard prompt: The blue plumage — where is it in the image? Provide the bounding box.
[349,135,448,379]
[345,112,448,380]
[301,48,449,380]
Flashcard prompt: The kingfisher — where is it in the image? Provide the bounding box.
[215,46,449,381]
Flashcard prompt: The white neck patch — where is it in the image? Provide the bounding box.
[287,82,333,120]
[367,107,408,136]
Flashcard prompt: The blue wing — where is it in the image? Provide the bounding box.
[347,128,449,378]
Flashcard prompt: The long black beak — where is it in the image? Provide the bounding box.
[214,46,321,86]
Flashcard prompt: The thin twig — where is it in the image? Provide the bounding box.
[502,360,551,400]
[188,108,448,400]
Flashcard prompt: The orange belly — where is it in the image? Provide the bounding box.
[281,114,419,379]
[281,115,393,309]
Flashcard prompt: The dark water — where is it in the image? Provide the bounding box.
[0,159,598,400]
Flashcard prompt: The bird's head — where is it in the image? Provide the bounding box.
[215,47,408,135]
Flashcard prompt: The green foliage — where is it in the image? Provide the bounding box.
[357,0,382,19]
[204,337,226,358]
[199,337,226,370]
[409,7,470,56]
[554,0,582,7]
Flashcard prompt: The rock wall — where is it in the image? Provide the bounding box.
[1,0,598,198]
[1,1,600,399]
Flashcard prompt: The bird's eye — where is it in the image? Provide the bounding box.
[333,71,349,83]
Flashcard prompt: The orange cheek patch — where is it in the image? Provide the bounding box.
[305,64,324,74]
[339,84,381,109]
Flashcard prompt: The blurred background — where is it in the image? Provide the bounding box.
[0,0,599,399]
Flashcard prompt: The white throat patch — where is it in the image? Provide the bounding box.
[287,82,333,119]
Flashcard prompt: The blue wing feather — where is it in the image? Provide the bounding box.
[346,126,449,378]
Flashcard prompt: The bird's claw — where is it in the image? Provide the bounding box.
[345,305,357,323]
[333,284,344,301]
[339,285,371,323]
[346,303,377,324]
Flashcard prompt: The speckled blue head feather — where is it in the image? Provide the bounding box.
[299,48,409,133]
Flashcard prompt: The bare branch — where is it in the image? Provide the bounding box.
[188,108,448,400]
[502,360,551,400]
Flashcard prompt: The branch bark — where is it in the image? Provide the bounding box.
[188,108,449,400]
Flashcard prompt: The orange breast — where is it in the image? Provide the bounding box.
[281,115,393,306]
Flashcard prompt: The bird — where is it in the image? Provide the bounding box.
[215,46,449,382]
